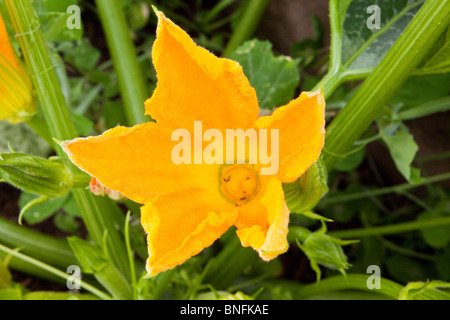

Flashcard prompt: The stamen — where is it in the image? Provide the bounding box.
[220,165,259,206]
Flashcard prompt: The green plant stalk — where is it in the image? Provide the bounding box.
[0,217,76,282]
[0,217,76,267]
[95,0,148,126]
[328,216,450,240]
[124,211,137,300]
[5,0,131,280]
[322,0,450,170]
[323,172,450,205]
[266,274,403,299]
[222,0,270,57]
[0,243,112,300]
[150,268,175,300]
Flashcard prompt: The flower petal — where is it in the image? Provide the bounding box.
[62,122,219,204]
[235,177,289,261]
[145,11,259,131]
[141,188,238,276]
[255,90,326,183]
[0,14,20,71]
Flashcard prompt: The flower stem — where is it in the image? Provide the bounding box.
[95,0,149,126]
[323,172,450,205]
[0,217,77,273]
[268,274,403,299]
[328,216,450,240]
[222,0,270,57]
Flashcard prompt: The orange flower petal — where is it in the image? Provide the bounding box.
[62,122,219,204]
[145,11,259,131]
[141,188,238,276]
[0,14,21,73]
[235,177,289,261]
[255,90,325,183]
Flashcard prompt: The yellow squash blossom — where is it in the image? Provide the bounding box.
[0,13,35,123]
[62,11,325,276]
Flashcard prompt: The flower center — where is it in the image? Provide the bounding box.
[220,165,259,206]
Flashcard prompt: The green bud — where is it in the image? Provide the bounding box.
[296,222,357,281]
[128,1,150,31]
[0,153,73,198]
[283,157,328,214]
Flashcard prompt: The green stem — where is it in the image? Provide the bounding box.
[328,217,450,239]
[95,0,149,126]
[151,268,175,300]
[222,0,270,57]
[323,172,450,205]
[6,0,131,281]
[265,274,403,299]
[0,243,112,300]
[124,211,137,300]
[72,173,91,188]
[327,0,342,74]
[0,217,77,281]
[322,0,450,170]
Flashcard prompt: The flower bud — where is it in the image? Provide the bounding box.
[296,222,357,281]
[0,153,73,198]
[0,14,35,123]
[127,1,150,31]
[283,157,328,214]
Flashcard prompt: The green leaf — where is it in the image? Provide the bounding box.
[390,73,450,110]
[61,192,82,217]
[71,111,94,137]
[417,208,450,249]
[230,39,300,110]
[398,96,450,121]
[18,192,69,225]
[67,237,133,300]
[334,147,366,172]
[385,254,429,284]
[33,0,83,42]
[382,128,422,184]
[342,0,424,70]
[62,39,101,74]
[53,211,79,234]
[0,122,51,157]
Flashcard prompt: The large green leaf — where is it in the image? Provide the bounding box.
[230,39,300,110]
[341,0,424,70]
